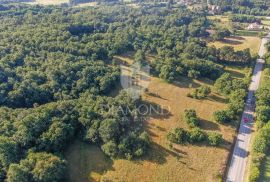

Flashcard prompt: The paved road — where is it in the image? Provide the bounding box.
[226,34,270,182]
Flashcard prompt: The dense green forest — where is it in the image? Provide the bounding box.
[209,0,270,15]
[0,3,255,181]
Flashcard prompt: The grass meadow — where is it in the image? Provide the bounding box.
[65,52,253,182]
[208,36,261,56]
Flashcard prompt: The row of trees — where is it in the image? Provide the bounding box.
[167,109,222,146]
[213,72,250,124]
[167,127,222,146]
[152,40,253,82]
[229,14,261,23]
[249,53,270,181]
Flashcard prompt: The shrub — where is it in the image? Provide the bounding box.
[167,128,189,144]
[207,132,222,146]
[189,128,206,143]
[214,73,233,95]
[252,134,268,153]
[187,70,200,79]
[188,85,211,99]
[213,110,234,123]
[228,89,246,114]
[102,141,118,158]
[249,166,260,182]
[118,132,150,159]
[256,105,270,123]
[184,109,199,128]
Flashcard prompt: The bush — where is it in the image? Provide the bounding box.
[184,109,199,128]
[187,85,211,99]
[213,110,234,123]
[207,132,222,146]
[214,73,233,95]
[256,105,270,123]
[118,132,150,159]
[252,134,268,154]
[249,166,260,182]
[167,128,189,144]
[187,70,200,79]
[228,89,246,114]
[102,141,118,158]
[189,128,206,143]
[212,28,231,40]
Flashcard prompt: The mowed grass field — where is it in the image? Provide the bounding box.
[65,52,253,182]
[208,36,261,56]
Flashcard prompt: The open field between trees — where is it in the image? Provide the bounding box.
[65,52,253,182]
[208,36,261,56]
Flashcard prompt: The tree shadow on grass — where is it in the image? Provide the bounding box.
[222,138,233,150]
[225,69,246,79]
[134,142,187,165]
[145,91,168,100]
[229,36,245,41]
[172,76,201,89]
[199,118,220,131]
[208,94,228,104]
[65,140,115,182]
[220,39,242,45]
[195,77,215,85]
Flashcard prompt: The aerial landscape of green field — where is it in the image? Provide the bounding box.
[0,0,269,182]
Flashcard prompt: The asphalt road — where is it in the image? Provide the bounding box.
[226,34,270,182]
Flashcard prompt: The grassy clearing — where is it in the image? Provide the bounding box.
[207,15,231,29]
[224,65,251,79]
[208,36,261,56]
[64,53,254,182]
[207,15,229,23]
[66,77,233,182]
[262,19,270,26]
[65,140,112,182]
